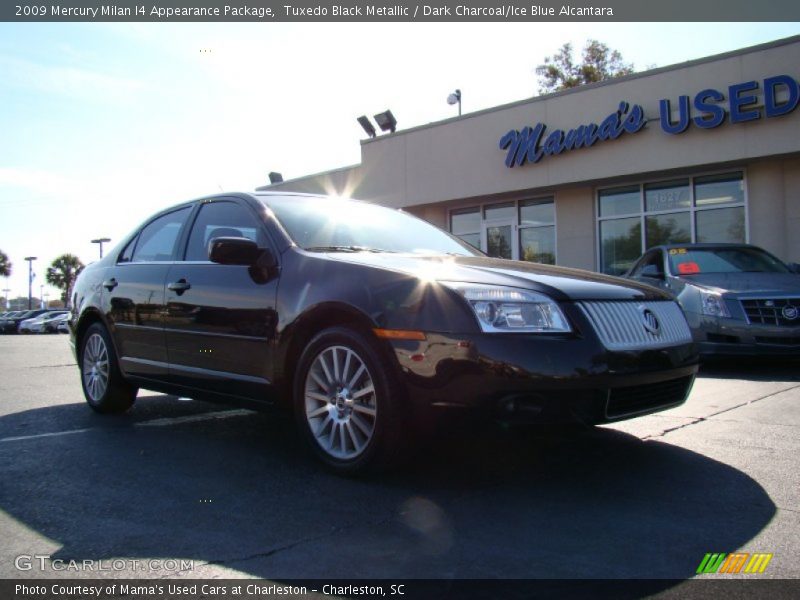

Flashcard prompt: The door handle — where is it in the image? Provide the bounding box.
[167,279,191,294]
[103,278,118,291]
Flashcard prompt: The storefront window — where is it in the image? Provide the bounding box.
[520,227,555,264]
[519,199,555,264]
[600,217,642,276]
[599,186,640,217]
[484,203,515,220]
[449,198,556,263]
[695,173,745,206]
[597,171,746,274]
[645,179,690,212]
[646,213,691,248]
[696,207,745,243]
[451,207,480,249]
[486,224,513,259]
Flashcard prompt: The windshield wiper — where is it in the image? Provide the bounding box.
[304,245,395,253]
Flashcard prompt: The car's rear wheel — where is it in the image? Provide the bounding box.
[293,326,405,475]
[80,322,137,414]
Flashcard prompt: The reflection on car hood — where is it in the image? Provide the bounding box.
[679,272,800,295]
[324,252,670,301]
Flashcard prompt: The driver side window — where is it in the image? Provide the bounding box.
[184,201,267,262]
[633,251,664,278]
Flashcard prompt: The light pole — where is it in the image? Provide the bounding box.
[24,256,37,310]
[2,288,9,310]
[91,237,111,258]
[447,89,462,116]
[40,284,45,309]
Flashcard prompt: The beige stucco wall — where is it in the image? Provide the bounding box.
[747,157,800,263]
[554,187,595,270]
[784,158,800,264]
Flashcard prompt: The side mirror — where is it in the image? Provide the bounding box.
[208,237,261,265]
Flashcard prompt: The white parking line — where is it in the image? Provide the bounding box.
[0,428,94,443]
[0,409,255,443]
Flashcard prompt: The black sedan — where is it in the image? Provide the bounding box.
[626,243,800,356]
[70,192,698,473]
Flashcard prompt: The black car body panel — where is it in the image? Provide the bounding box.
[70,192,699,431]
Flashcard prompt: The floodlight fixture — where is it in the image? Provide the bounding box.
[357,116,377,138]
[373,110,397,133]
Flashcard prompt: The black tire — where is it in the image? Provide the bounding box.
[79,322,137,414]
[293,326,407,475]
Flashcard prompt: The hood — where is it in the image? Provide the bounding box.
[323,253,669,301]
[677,272,800,295]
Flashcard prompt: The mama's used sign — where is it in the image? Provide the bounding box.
[499,74,799,168]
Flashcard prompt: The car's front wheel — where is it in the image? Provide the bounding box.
[79,322,137,414]
[293,326,406,475]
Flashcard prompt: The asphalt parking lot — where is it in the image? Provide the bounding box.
[1,335,798,584]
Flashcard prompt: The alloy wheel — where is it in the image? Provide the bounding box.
[82,333,109,403]
[304,345,377,460]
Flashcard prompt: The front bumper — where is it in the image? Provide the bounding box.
[686,312,800,356]
[386,331,698,425]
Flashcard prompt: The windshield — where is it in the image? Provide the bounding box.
[668,246,790,275]
[263,196,481,256]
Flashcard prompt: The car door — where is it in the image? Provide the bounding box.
[163,198,280,401]
[104,205,193,382]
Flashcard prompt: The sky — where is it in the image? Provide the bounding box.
[1,21,800,304]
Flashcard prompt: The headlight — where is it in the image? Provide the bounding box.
[699,290,730,318]
[441,282,571,333]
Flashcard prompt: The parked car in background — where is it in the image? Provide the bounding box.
[625,243,800,356]
[70,192,698,474]
[57,318,70,334]
[0,309,49,334]
[19,310,69,334]
[42,312,70,333]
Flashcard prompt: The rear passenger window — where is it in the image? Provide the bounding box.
[184,201,267,261]
[131,207,191,263]
[118,236,137,263]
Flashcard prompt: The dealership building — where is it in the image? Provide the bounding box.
[259,35,800,275]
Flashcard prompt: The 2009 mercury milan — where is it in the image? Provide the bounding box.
[69,192,698,473]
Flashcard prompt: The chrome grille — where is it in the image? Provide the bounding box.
[578,300,692,351]
[740,298,800,327]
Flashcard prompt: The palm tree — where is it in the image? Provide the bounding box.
[46,254,85,307]
[0,250,11,278]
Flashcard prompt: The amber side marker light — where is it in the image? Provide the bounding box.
[373,329,427,341]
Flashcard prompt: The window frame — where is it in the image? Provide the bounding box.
[449,206,481,250]
[126,205,194,265]
[595,169,748,274]
[179,197,279,264]
[518,198,556,265]
[448,196,557,264]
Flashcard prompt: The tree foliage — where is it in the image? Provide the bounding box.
[536,40,635,94]
[46,254,85,306]
[0,249,11,278]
